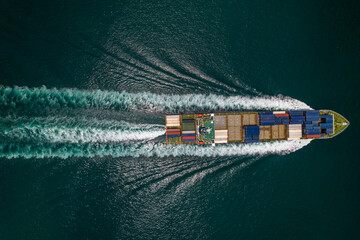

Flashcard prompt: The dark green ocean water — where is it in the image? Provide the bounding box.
[1,0,360,239]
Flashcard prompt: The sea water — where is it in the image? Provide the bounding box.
[0,0,359,239]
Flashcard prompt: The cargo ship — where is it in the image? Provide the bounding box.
[165,110,349,145]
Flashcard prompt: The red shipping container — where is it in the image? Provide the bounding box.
[182,136,196,140]
[197,114,203,117]
[166,129,180,132]
[275,114,289,117]
[198,141,204,145]
[306,134,321,138]
[167,131,181,135]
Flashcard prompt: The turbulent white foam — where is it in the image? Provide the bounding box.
[20,127,164,143]
[0,116,165,143]
[150,140,312,157]
[0,86,312,112]
[0,140,312,159]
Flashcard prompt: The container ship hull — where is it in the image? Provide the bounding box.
[165,110,349,145]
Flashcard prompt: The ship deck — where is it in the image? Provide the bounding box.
[165,110,349,145]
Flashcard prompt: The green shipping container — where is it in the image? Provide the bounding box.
[182,123,195,131]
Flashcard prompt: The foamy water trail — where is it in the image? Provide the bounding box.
[0,86,312,112]
[0,140,312,159]
[0,117,165,143]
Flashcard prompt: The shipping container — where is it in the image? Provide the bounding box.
[166,130,180,134]
[306,130,320,135]
[306,116,319,120]
[261,122,275,126]
[306,112,319,116]
[320,123,333,128]
[182,119,195,123]
[167,129,181,132]
[182,130,195,134]
[260,118,275,121]
[182,139,196,142]
[275,114,289,117]
[305,134,321,138]
[290,121,304,124]
[182,133,196,137]
[245,126,260,134]
[182,136,196,140]
[167,135,180,138]
[166,115,180,119]
[289,111,303,115]
[260,120,274,123]
[167,133,181,137]
[305,110,320,114]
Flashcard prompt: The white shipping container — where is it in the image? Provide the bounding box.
[215,130,228,133]
[215,132,228,137]
[215,135,228,139]
[166,123,180,127]
[288,124,302,129]
[289,129,302,133]
[182,131,196,134]
[287,137,301,140]
[167,119,180,123]
[166,115,180,119]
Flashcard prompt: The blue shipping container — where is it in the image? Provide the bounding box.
[167,135,180,138]
[182,139,196,142]
[182,133,196,137]
[291,117,305,120]
[289,111,303,115]
[261,122,275,126]
[261,119,275,123]
[305,110,320,114]
[182,119,195,123]
[246,126,260,131]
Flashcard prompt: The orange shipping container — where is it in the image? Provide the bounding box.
[182,136,196,140]
[306,134,321,138]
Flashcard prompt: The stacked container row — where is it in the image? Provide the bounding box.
[274,113,289,125]
[319,114,334,134]
[289,111,305,124]
[259,112,275,126]
[287,124,302,140]
[215,130,228,144]
[302,111,321,138]
[182,119,196,142]
[166,128,181,138]
[304,110,320,122]
[166,115,180,127]
[244,126,260,143]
